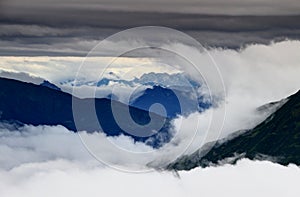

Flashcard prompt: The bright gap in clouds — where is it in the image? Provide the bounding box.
[0,40,299,101]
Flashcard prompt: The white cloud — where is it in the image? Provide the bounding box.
[0,70,44,85]
[0,123,299,196]
[0,124,187,171]
[0,123,209,171]
[164,40,300,155]
[0,158,299,197]
[0,125,94,170]
[0,56,177,83]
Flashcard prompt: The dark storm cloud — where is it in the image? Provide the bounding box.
[2,0,300,15]
[0,0,300,56]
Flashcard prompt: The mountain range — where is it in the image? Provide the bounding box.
[1,76,299,168]
[60,72,210,118]
[0,77,172,147]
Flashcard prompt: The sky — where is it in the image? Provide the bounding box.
[1,1,300,196]
[2,0,300,15]
[0,0,300,56]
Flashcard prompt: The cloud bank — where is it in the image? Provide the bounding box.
[0,158,299,197]
[1,9,300,55]
[0,123,299,196]
[2,0,300,15]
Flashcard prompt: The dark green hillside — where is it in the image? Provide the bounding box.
[169,90,300,170]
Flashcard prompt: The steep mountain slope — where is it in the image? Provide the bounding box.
[0,78,171,147]
[169,90,300,170]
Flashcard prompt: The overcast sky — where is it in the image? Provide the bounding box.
[2,0,300,15]
[1,0,300,56]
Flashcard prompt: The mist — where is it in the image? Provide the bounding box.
[0,158,299,197]
[1,40,300,162]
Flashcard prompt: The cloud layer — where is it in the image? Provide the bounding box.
[2,0,300,15]
[1,6,300,56]
[1,123,299,196]
[0,158,299,197]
